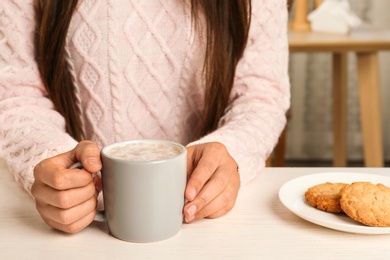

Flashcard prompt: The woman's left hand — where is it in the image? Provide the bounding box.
[183,142,240,223]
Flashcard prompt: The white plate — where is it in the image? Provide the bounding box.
[279,172,390,234]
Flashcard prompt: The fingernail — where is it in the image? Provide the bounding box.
[188,188,196,201]
[185,204,197,223]
[87,157,99,165]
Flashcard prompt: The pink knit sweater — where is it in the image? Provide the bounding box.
[0,0,290,194]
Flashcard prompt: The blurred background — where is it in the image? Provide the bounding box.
[286,0,390,166]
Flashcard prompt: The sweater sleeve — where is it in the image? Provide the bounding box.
[188,0,290,185]
[0,1,78,195]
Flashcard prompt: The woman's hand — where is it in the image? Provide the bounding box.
[31,140,102,233]
[183,142,240,223]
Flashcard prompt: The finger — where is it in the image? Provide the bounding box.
[71,140,102,173]
[184,147,237,213]
[185,144,225,201]
[40,207,97,234]
[196,182,239,221]
[185,182,239,223]
[183,166,232,223]
[184,162,240,223]
[34,161,95,191]
[33,181,96,209]
[185,167,231,213]
[36,193,97,226]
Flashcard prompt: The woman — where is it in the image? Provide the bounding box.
[0,0,290,233]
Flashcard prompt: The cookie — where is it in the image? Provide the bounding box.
[340,182,390,227]
[305,182,348,213]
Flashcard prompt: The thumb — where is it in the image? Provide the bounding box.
[70,140,102,173]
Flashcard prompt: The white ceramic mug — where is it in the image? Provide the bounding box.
[72,139,187,242]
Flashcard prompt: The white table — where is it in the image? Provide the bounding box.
[1,161,390,260]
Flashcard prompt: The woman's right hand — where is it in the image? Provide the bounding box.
[31,140,102,233]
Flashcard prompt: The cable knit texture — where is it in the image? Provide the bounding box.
[0,0,290,194]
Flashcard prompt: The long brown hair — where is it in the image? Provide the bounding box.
[37,0,251,141]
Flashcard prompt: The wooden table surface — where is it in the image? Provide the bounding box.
[289,27,390,52]
[2,160,390,260]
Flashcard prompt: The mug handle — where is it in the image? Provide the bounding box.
[69,162,106,222]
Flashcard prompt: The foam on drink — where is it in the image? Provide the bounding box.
[105,142,182,161]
